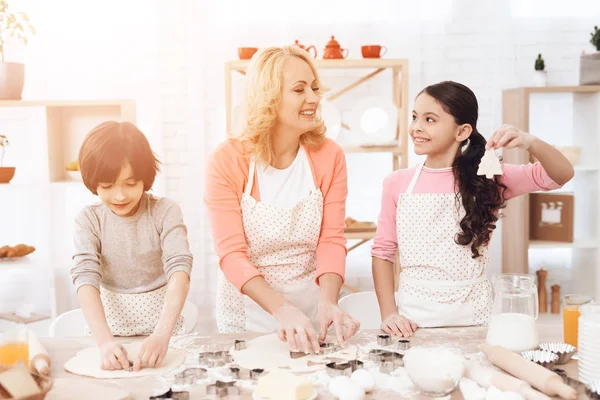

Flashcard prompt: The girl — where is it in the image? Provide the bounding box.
[205,46,359,354]
[371,81,574,336]
[71,121,193,370]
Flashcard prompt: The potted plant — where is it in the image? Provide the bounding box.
[591,25,600,51]
[0,0,36,100]
[533,54,547,87]
[0,134,15,183]
[580,26,600,85]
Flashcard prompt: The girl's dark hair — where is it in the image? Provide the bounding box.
[420,81,507,258]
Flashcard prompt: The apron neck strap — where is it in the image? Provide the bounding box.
[406,163,424,194]
[245,160,256,194]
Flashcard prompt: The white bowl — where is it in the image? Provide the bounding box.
[403,346,465,397]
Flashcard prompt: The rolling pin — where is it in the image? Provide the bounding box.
[480,343,576,400]
[28,330,51,376]
[465,361,550,400]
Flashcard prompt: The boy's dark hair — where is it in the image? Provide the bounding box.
[78,121,160,195]
[419,81,507,259]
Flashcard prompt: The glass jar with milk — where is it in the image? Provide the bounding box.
[486,274,540,352]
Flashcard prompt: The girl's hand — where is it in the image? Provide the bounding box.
[486,124,535,151]
[381,313,417,337]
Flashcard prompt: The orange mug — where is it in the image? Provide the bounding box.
[238,47,258,60]
[361,45,387,59]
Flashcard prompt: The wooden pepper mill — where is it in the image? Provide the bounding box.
[551,284,561,314]
[536,269,548,313]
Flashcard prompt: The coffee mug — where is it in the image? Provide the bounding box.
[238,47,258,60]
[361,45,387,59]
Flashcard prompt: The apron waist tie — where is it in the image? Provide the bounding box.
[400,275,486,288]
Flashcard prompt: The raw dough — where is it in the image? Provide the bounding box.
[477,149,503,179]
[255,370,314,400]
[64,343,185,379]
[230,334,357,373]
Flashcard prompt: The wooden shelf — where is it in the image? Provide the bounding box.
[529,240,599,249]
[501,85,600,301]
[504,86,600,95]
[227,58,409,70]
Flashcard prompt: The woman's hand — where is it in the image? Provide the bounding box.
[317,300,360,346]
[273,303,320,354]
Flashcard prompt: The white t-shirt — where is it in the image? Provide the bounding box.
[256,146,314,208]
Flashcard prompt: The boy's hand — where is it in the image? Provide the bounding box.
[133,334,170,371]
[98,339,130,370]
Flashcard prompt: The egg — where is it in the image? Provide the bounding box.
[329,376,365,400]
[335,380,365,400]
[329,376,352,397]
[351,369,375,393]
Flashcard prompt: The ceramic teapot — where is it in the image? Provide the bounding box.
[293,40,317,58]
[323,36,348,59]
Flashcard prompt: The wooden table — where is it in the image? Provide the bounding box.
[42,314,587,400]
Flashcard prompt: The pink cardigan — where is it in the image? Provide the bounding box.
[204,138,347,291]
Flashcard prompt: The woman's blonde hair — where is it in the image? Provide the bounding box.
[237,45,328,165]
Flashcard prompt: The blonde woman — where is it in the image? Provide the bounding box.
[205,46,359,353]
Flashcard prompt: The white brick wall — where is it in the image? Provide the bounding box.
[166,1,600,332]
[1,0,598,333]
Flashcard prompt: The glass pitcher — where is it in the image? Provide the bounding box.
[486,273,540,352]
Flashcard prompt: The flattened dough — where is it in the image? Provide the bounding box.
[64,343,185,379]
[230,333,357,373]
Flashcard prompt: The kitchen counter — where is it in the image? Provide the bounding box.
[42,314,588,399]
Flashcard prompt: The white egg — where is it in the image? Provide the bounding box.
[335,380,365,400]
[351,369,375,393]
[329,376,352,397]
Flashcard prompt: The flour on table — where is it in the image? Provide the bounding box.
[64,342,186,379]
[230,334,358,373]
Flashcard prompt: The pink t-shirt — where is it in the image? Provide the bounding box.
[371,163,561,263]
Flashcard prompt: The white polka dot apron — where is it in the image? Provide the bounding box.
[216,147,323,333]
[85,285,184,337]
[395,163,492,327]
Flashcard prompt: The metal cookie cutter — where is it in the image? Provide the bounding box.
[149,388,190,400]
[206,380,239,398]
[377,334,393,347]
[369,350,404,373]
[174,367,207,386]
[586,380,600,400]
[397,339,411,351]
[250,368,265,380]
[325,360,364,377]
[368,349,387,361]
[234,339,247,351]
[319,342,339,355]
[290,350,309,359]
[198,351,232,368]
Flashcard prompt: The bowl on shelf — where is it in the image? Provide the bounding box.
[0,166,16,184]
